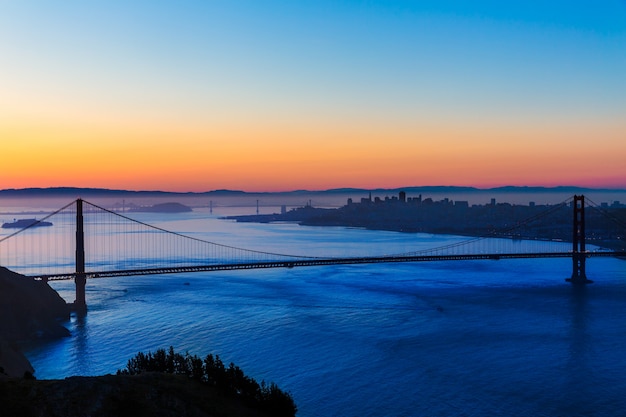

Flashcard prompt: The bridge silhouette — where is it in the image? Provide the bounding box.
[1,194,625,312]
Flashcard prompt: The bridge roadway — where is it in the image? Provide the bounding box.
[32,250,626,281]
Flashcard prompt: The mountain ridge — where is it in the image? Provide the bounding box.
[1,185,625,198]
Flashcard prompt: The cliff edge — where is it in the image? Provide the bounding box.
[0,267,69,377]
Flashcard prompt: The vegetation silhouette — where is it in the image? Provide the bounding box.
[117,346,297,417]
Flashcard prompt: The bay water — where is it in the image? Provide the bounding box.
[21,209,626,416]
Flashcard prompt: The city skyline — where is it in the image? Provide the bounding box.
[1,1,625,192]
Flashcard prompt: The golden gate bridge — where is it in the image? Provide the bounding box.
[1,195,625,312]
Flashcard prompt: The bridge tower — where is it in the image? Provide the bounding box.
[567,195,592,284]
[74,198,87,312]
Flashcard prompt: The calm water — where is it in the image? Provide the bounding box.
[21,211,626,417]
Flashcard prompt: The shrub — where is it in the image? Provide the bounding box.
[118,347,297,417]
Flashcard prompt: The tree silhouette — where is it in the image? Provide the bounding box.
[118,347,297,417]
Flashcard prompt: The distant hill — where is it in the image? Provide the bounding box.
[0,185,624,198]
[0,187,246,199]
[326,185,626,194]
[129,202,193,213]
[489,186,597,193]
[0,187,171,197]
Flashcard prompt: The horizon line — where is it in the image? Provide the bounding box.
[2,185,626,195]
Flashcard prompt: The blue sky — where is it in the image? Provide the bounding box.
[1,1,625,191]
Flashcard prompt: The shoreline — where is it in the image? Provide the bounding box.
[0,267,70,378]
[225,194,626,253]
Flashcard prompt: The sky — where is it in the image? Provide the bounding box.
[1,1,625,192]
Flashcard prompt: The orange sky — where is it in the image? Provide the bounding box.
[2,114,624,192]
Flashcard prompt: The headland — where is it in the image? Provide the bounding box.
[0,267,69,378]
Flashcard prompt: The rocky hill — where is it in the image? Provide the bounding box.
[0,267,69,377]
[0,373,280,417]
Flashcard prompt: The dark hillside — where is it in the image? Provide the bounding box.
[0,373,280,417]
[0,267,69,377]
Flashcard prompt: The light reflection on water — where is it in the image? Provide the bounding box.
[16,212,626,417]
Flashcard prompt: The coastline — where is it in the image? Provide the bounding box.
[225,193,626,252]
[0,267,69,378]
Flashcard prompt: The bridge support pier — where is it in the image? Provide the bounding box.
[567,195,593,284]
[73,198,88,313]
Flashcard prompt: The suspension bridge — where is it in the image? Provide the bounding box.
[1,195,625,312]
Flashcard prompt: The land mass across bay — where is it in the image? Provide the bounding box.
[225,191,626,252]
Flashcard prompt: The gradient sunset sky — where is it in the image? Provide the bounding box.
[1,1,625,192]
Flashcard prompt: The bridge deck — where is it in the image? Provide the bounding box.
[31,251,626,281]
